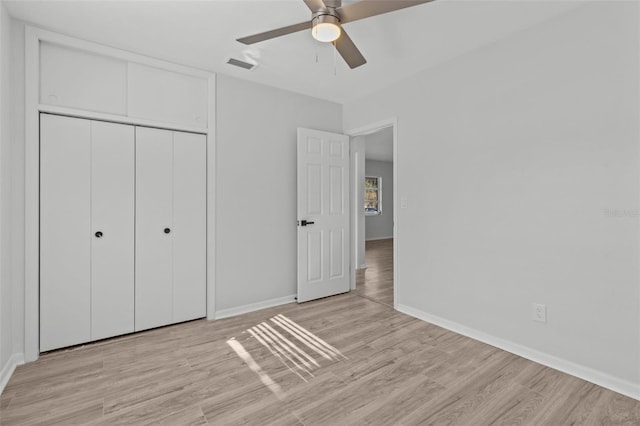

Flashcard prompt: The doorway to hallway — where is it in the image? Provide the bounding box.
[348,120,396,308]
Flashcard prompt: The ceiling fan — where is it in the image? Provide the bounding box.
[236,0,434,69]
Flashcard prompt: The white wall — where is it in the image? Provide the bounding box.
[215,74,342,312]
[345,2,640,396]
[0,1,19,390]
[365,159,393,241]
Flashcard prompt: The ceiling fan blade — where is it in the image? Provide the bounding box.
[335,29,366,69]
[337,0,434,24]
[303,0,327,12]
[237,21,311,45]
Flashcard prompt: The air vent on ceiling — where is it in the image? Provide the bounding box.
[226,57,257,71]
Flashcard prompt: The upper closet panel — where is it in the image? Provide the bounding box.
[38,38,209,130]
[40,42,127,115]
[128,64,208,128]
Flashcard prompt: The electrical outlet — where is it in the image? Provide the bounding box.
[532,303,547,323]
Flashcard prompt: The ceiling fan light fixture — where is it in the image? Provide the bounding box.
[312,14,341,42]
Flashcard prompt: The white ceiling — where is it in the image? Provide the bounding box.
[365,126,393,162]
[5,0,583,104]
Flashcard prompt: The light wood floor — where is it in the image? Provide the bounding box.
[2,261,639,424]
[355,238,394,307]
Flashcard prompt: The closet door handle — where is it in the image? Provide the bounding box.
[164,228,171,234]
[95,231,103,238]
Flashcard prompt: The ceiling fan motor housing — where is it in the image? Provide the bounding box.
[312,12,341,27]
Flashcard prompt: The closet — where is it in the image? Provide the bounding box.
[40,114,206,352]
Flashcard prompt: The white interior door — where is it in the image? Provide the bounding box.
[40,114,92,351]
[90,121,135,340]
[172,131,207,322]
[297,128,350,303]
[135,127,173,331]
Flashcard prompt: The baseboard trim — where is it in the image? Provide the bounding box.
[396,304,640,401]
[365,236,393,241]
[0,353,25,395]
[215,295,297,320]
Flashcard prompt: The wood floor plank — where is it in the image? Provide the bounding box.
[7,362,104,411]
[468,382,545,426]
[586,391,640,425]
[398,353,531,425]
[158,404,208,426]
[294,357,431,424]
[103,364,206,415]
[528,380,608,425]
[354,375,447,425]
[0,390,14,410]
[0,392,104,425]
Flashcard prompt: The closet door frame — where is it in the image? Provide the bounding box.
[25,26,216,362]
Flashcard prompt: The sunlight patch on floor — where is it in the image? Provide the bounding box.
[227,314,347,396]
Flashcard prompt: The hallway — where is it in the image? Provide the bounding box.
[355,238,393,307]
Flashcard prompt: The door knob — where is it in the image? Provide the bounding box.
[164,228,171,234]
[299,220,315,227]
[95,231,103,238]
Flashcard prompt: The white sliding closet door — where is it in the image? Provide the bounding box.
[135,128,207,331]
[173,132,206,322]
[91,121,135,340]
[135,127,174,331]
[40,114,92,352]
[40,115,135,351]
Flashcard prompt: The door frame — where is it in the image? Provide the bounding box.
[24,26,216,362]
[346,118,398,309]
